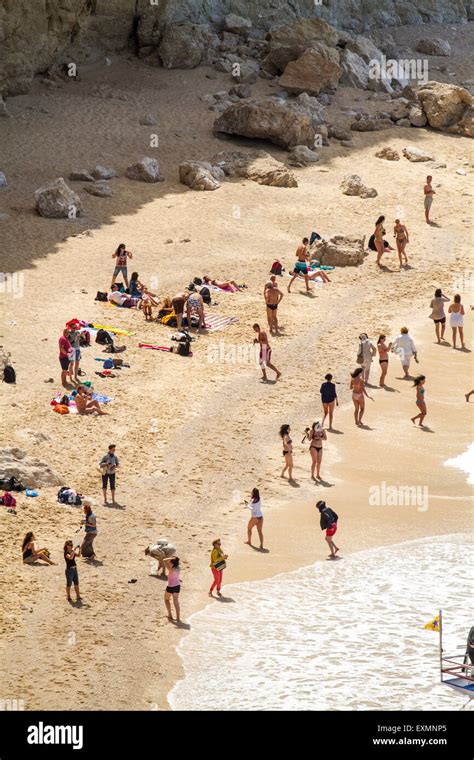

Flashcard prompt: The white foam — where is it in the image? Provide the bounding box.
[445,443,474,485]
[169,534,473,711]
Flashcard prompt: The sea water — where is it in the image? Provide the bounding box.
[168,534,472,711]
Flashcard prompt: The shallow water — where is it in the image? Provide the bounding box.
[169,534,473,711]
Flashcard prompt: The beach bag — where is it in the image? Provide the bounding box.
[95,291,108,302]
[309,231,322,245]
[270,260,283,276]
[3,364,16,384]
[79,331,90,347]
[200,286,211,305]
[214,559,227,571]
[2,491,16,508]
[53,404,69,414]
[176,342,191,357]
[161,310,177,327]
[95,329,113,346]
[356,344,364,365]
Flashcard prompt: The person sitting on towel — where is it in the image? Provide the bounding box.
[75,385,108,415]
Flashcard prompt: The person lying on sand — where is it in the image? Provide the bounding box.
[75,385,107,415]
[202,276,240,291]
[108,284,141,308]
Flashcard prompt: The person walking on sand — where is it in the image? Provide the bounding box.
[350,367,374,426]
[374,215,386,267]
[377,335,392,388]
[59,328,73,388]
[317,500,339,559]
[288,237,310,293]
[411,375,427,427]
[111,243,133,288]
[279,424,294,481]
[209,538,228,598]
[100,444,119,505]
[429,288,450,343]
[80,502,97,559]
[448,294,465,349]
[64,540,81,603]
[358,333,377,384]
[424,176,435,223]
[393,219,409,267]
[244,488,264,550]
[320,374,338,430]
[391,327,418,378]
[253,324,281,382]
[264,281,284,334]
[163,556,181,622]
[304,421,327,480]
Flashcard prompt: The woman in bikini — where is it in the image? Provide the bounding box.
[350,367,374,426]
[279,424,294,481]
[75,385,107,415]
[186,290,205,332]
[374,215,386,268]
[411,375,427,427]
[304,421,327,480]
[393,219,409,267]
[377,334,392,388]
[203,276,240,292]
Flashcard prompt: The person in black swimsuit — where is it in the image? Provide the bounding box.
[305,421,327,480]
[320,373,338,430]
[64,540,81,603]
[279,424,294,481]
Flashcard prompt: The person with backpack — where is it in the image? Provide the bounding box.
[111,243,133,289]
[64,540,81,603]
[316,500,340,559]
[80,502,97,559]
[99,444,119,505]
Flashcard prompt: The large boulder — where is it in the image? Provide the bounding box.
[345,36,383,64]
[402,145,434,162]
[312,236,366,267]
[263,18,339,75]
[416,38,451,56]
[340,174,377,198]
[286,92,326,127]
[0,447,62,487]
[179,161,224,191]
[416,82,474,137]
[125,157,164,183]
[34,177,82,218]
[213,99,316,150]
[158,23,218,69]
[279,45,341,96]
[340,49,369,89]
[210,150,298,187]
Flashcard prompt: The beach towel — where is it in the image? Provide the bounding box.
[201,314,239,332]
[139,343,193,357]
[287,272,324,286]
[91,323,132,337]
[51,391,113,413]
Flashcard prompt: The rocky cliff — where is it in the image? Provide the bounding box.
[0,0,471,98]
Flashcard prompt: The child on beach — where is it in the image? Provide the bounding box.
[244,488,264,550]
[411,375,427,427]
[64,540,81,603]
[209,539,228,598]
[317,500,339,559]
[163,557,181,622]
[279,424,294,482]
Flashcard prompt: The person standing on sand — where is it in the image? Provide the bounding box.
[111,243,133,289]
[264,281,284,334]
[59,328,73,388]
[316,500,339,559]
[429,289,450,344]
[64,540,81,603]
[253,324,281,382]
[374,215,386,268]
[100,444,119,505]
[377,335,392,388]
[391,327,418,378]
[320,374,338,430]
[163,557,181,622]
[66,320,82,384]
[80,502,97,560]
[358,333,377,384]
[411,375,427,427]
[288,237,310,293]
[171,291,190,331]
[244,488,264,550]
[209,538,228,598]
[393,219,409,267]
[424,176,435,224]
[304,421,327,481]
[279,424,294,481]
[350,367,374,426]
[448,294,465,349]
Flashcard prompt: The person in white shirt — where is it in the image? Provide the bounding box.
[391,327,418,377]
[244,488,264,550]
[358,333,377,384]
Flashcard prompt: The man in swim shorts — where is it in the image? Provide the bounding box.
[288,237,310,293]
[424,175,435,224]
[253,323,281,383]
[317,500,340,558]
[264,281,284,335]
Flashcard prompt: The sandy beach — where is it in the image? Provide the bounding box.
[0,22,473,712]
